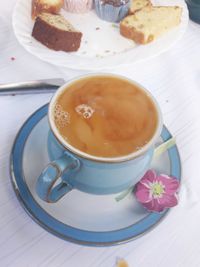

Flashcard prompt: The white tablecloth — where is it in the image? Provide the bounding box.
[1,1,200,266]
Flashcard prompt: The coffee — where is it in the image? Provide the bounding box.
[53,76,158,158]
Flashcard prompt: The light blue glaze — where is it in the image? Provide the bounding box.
[36,129,154,202]
[11,104,182,245]
[36,153,80,202]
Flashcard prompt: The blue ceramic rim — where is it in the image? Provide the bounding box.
[10,104,181,246]
[185,0,200,7]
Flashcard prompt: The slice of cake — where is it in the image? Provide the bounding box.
[32,13,82,52]
[120,6,182,44]
[129,0,152,14]
[32,0,64,19]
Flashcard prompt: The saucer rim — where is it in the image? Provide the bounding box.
[10,104,181,246]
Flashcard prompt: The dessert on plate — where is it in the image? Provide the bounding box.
[30,0,183,53]
[63,0,93,13]
[120,6,182,44]
[94,0,131,22]
[32,13,82,51]
[32,0,64,19]
[129,0,152,14]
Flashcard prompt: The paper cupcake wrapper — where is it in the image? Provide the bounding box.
[64,0,93,13]
[94,0,130,22]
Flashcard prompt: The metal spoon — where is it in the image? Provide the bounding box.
[0,78,65,95]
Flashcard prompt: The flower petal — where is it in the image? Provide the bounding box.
[143,199,166,212]
[134,170,179,212]
[140,170,157,185]
[158,175,180,194]
[157,194,178,208]
[136,180,150,191]
[135,186,151,203]
[142,200,155,211]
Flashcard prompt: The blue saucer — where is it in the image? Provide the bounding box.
[10,104,181,246]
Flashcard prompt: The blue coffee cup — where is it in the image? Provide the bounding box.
[36,74,163,203]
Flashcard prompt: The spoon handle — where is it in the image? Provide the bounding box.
[0,78,65,95]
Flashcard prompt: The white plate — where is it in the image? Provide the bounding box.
[12,0,188,70]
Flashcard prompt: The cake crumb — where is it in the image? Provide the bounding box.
[116,258,129,267]
[112,24,119,28]
[96,54,104,58]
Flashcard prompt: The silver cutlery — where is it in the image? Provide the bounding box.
[0,78,65,95]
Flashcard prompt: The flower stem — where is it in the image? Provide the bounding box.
[154,137,176,159]
[115,186,134,202]
[115,137,176,202]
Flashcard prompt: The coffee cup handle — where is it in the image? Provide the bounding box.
[36,152,80,203]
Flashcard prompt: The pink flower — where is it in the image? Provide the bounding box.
[135,170,180,212]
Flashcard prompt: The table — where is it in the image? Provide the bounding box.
[1,1,200,266]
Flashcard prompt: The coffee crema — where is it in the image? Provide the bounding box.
[53,76,158,158]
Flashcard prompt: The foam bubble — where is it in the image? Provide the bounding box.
[54,103,70,128]
[75,104,94,119]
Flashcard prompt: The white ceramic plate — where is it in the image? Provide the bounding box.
[12,0,188,70]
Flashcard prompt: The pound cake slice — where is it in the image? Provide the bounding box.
[129,0,152,14]
[32,13,82,52]
[32,0,64,19]
[120,6,182,44]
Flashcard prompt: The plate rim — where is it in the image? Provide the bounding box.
[12,0,189,71]
[10,104,181,246]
